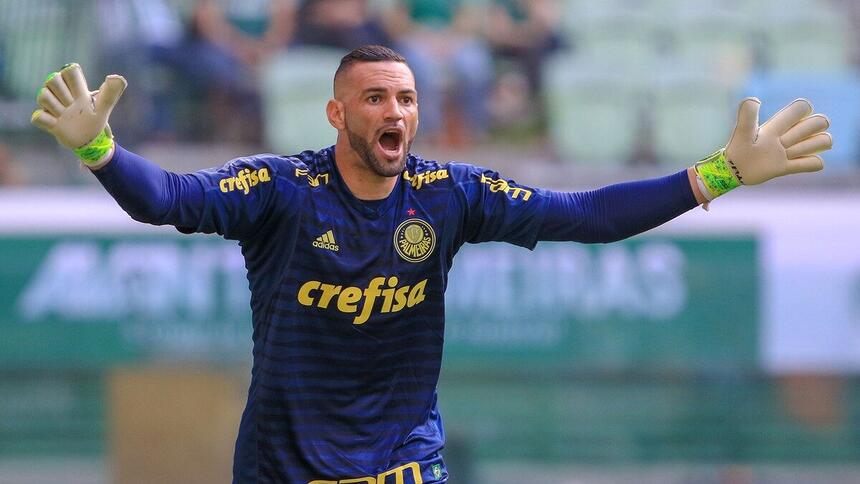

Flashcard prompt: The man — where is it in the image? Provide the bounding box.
[31,45,831,483]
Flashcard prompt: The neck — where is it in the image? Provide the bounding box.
[333,137,399,200]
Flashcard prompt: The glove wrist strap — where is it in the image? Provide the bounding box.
[693,149,741,199]
[73,129,114,166]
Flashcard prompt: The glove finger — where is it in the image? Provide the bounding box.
[785,154,824,174]
[780,114,830,147]
[761,98,813,137]
[785,132,833,159]
[31,109,58,131]
[59,63,90,100]
[94,75,127,114]
[45,70,75,107]
[728,97,761,147]
[36,87,65,117]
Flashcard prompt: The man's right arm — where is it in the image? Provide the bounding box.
[31,63,288,240]
[90,144,287,239]
[91,144,203,227]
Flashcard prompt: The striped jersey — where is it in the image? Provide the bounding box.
[115,145,547,483]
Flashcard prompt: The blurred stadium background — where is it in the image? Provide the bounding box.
[1,0,860,483]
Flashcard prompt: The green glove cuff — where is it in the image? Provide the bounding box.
[694,149,741,199]
[73,129,114,166]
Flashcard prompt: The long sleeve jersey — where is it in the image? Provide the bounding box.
[94,145,698,483]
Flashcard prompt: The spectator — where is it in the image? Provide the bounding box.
[292,0,392,51]
[484,0,565,123]
[382,0,494,145]
[97,0,186,144]
[171,0,297,144]
[0,43,6,98]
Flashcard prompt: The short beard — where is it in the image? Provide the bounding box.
[346,126,410,178]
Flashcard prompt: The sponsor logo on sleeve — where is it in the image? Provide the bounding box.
[480,173,532,201]
[295,168,330,187]
[219,168,270,195]
[403,168,448,190]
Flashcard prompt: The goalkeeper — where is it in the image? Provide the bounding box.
[32,46,831,484]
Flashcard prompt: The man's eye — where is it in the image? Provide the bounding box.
[401,97,414,105]
[368,95,380,103]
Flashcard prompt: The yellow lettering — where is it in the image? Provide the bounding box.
[354,277,385,325]
[377,462,423,484]
[407,279,427,307]
[391,286,409,312]
[400,238,431,259]
[509,187,532,201]
[297,281,321,306]
[480,173,531,201]
[337,287,362,313]
[298,276,429,324]
[242,169,252,194]
[220,169,272,195]
[317,284,342,309]
[295,169,329,187]
[308,462,423,484]
[380,276,398,313]
[406,169,448,190]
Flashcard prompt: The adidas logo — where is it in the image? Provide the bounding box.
[312,229,339,252]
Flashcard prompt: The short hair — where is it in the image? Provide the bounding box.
[333,45,409,91]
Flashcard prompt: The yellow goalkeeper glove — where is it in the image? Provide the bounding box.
[31,63,127,167]
[694,98,832,200]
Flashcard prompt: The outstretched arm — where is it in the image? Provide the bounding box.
[30,63,286,240]
[539,98,832,243]
[538,170,698,243]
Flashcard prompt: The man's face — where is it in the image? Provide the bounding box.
[336,61,418,177]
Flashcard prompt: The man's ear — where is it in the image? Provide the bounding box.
[326,98,345,130]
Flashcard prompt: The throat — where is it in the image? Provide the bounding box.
[333,142,400,200]
[358,197,386,210]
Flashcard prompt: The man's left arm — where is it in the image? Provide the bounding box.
[537,170,698,243]
[539,97,832,243]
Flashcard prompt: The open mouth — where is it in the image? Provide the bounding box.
[377,129,403,157]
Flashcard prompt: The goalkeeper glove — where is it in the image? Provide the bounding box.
[31,63,126,167]
[694,98,832,201]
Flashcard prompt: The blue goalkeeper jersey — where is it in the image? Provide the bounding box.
[95,144,697,483]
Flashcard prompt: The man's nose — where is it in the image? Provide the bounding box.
[382,97,404,121]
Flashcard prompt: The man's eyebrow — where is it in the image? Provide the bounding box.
[361,87,417,95]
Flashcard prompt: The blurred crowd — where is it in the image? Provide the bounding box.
[93,0,566,147]
[2,0,860,186]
